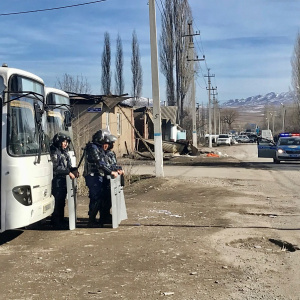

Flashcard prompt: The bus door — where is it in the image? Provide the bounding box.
[257,138,276,158]
[0,77,4,230]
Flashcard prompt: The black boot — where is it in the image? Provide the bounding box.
[99,213,112,227]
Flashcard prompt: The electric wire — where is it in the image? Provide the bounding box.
[0,0,107,16]
[191,17,222,98]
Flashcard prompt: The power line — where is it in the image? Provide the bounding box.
[0,0,107,16]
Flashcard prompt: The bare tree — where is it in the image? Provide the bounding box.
[101,32,111,95]
[115,34,124,95]
[131,30,143,105]
[159,0,193,125]
[221,108,239,130]
[55,73,91,94]
[159,0,175,106]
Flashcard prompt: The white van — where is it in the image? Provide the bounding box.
[261,130,273,141]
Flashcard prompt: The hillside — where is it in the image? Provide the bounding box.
[221,91,295,130]
[221,91,294,108]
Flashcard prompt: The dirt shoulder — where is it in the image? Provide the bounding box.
[1,145,300,300]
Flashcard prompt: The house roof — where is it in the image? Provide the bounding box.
[160,106,178,124]
[67,92,131,109]
[133,106,178,125]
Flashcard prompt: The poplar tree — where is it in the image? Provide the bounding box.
[101,32,111,95]
[131,30,143,105]
[115,34,124,95]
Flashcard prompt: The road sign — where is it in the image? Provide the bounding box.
[87,107,102,113]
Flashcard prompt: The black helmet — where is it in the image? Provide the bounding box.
[102,135,110,144]
[101,128,111,137]
[92,130,104,145]
[52,132,71,148]
[108,134,117,143]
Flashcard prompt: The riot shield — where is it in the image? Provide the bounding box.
[110,175,127,228]
[66,176,77,230]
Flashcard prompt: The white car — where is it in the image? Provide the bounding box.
[236,135,250,143]
[217,134,231,146]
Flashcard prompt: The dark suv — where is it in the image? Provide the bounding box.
[247,134,258,143]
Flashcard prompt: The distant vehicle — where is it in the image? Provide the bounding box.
[258,133,300,163]
[236,135,250,143]
[261,129,273,141]
[247,134,258,143]
[217,134,231,146]
[205,134,219,145]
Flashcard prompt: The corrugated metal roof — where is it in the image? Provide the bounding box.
[148,106,177,124]
[161,106,177,124]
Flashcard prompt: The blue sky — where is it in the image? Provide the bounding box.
[0,0,299,103]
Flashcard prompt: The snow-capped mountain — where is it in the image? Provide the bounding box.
[221,91,295,108]
[124,92,296,109]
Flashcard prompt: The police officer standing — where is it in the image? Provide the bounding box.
[107,134,125,181]
[50,133,79,229]
[84,130,118,227]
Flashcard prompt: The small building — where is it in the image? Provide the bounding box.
[134,106,188,154]
[69,93,135,158]
[134,106,186,141]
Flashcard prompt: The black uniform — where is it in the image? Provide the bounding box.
[84,138,115,225]
[50,137,72,228]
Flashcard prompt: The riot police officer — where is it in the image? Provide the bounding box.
[84,130,118,226]
[107,134,124,176]
[50,132,79,229]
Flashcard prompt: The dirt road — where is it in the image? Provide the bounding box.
[1,144,300,300]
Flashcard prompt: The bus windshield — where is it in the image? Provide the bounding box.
[7,75,46,156]
[45,92,74,151]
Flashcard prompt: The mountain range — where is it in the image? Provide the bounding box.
[221,91,295,108]
[125,91,296,111]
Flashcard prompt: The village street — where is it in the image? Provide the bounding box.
[1,144,300,300]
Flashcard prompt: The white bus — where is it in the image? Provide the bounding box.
[44,87,76,167]
[0,65,54,232]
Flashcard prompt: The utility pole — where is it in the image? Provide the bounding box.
[184,21,204,148]
[211,87,218,135]
[218,107,222,134]
[270,112,275,134]
[205,69,215,148]
[149,0,164,177]
[197,103,201,140]
[280,102,285,132]
[202,101,205,137]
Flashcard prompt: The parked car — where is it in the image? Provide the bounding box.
[217,134,231,146]
[236,135,250,143]
[247,134,258,143]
